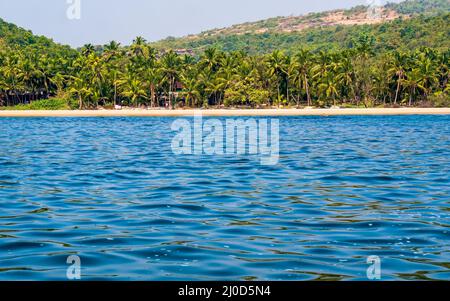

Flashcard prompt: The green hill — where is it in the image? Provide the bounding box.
[386,0,450,14]
[0,18,61,49]
[1,0,449,110]
[0,18,77,107]
[0,17,76,60]
[151,0,450,54]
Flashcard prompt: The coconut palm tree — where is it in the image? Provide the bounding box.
[180,69,201,107]
[143,46,160,108]
[415,53,439,100]
[336,53,356,105]
[103,41,122,106]
[294,49,313,106]
[318,72,339,107]
[160,51,181,109]
[118,73,147,107]
[267,50,287,107]
[69,76,92,109]
[81,44,95,57]
[130,36,147,57]
[389,51,409,105]
[202,47,221,72]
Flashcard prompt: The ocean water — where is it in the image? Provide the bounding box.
[0,115,449,281]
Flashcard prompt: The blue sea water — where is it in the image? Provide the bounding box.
[0,115,449,281]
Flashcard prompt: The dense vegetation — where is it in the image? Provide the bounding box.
[0,98,70,110]
[1,34,448,109]
[0,18,77,106]
[386,0,450,15]
[152,13,450,55]
[153,0,450,55]
[0,1,449,109]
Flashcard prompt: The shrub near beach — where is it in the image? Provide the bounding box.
[0,98,71,110]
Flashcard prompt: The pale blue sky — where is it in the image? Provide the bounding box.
[0,0,400,47]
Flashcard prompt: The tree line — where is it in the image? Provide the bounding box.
[0,34,449,109]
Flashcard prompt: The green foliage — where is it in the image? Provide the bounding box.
[0,18,75,53]
[0,98,71,110]
[248,89,270,106]
[386,0,450,15]
[0,1,449,110]
[427,93,450,107]
[152,13,450,55]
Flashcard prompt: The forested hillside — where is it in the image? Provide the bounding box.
[152,0,450,54]
[386,0,450,14]
[0,18,73,50]
[0,18,77,107]
[152,13,450,55]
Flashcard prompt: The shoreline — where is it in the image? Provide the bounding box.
[1,108,450,117]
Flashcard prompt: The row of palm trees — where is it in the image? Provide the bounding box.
[1,35,449,108]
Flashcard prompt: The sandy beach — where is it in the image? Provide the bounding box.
[0,108,450,117]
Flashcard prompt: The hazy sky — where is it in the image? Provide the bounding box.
[0,0,400,47]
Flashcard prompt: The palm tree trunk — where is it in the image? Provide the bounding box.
[394,74,402,105]
[277,82,280,108]
[14,90,20,105]
[409,86,415,107]
[305,74,311,106]
[168,79,173,110]
[174,92,177,109]
[114,74,117,106]
[286,77,290,106]
[150,84,155,107]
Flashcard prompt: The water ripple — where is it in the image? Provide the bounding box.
[0,116,449,280]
